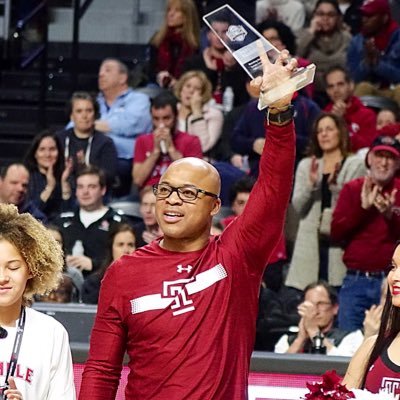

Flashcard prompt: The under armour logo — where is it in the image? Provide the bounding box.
[177,264,193,273]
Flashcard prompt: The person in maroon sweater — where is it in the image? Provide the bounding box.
[79,50,297,399]
[331,135,400,332]
[324,65,377,152]
[132,92,203,189]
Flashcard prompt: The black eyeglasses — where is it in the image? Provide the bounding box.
[153,183,219,202]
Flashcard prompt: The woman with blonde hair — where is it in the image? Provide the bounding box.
[174,70,223,155]
[149,0,200,88]
[0,204,75,399]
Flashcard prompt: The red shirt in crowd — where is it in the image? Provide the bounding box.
[134,130,203,187]
[325,96,377,151]
[331,177,400,272]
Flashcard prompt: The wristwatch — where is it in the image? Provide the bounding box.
[265,105,294,126]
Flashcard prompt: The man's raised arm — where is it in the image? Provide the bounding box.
[221,47,298,270]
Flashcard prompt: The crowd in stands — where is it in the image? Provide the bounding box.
[3,0,400,355]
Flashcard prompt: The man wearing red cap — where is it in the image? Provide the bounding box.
[331,135,400,331]
[347,0,400,105]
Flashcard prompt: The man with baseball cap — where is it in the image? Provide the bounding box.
[331,135,400,331]
[347,0,400,105]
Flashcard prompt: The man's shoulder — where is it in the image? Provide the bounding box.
[124,88,151,102]
[349,96,375,116]
[55,128,71,140]
[175,130,200,144]
[135,132,154,149]
[388,26,400,44]
[92,130,115,145]
[104,206,128,222]
[349,32,364,46]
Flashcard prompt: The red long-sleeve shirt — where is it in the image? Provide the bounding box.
[331,177,400,272]
[79,121,295,400]
[325,96,377,151]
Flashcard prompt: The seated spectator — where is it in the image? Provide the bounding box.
[53,165,129,277]
[96,58,152,197]
[222,175,287,291]
[231,80,320,175]
[133,186,161,248]
[0,163,46,222]
[256,284,303,351]
[297,0,352,99]
[81,223,136,304]
[206,100,246,168]
[348,0,400,106]
[341,0,363,35]
[256,0,306,33]
[148,0,200,88]
[57,92,118,191]
[132,91,202,189]
[304,0,363,34]
[220,176,256,229]
[24,130,73,219]
[174,70,223,156]
[46,223,84,301]
[275,281,364,355]
[285,113,366,292]
[183,15,249,107]
[375,108,400,140]
[331,135,400,331]
[377,107,398,130]
[324,65,378,152]
[36,274,74,303]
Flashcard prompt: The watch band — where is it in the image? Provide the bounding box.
[265,105,294,126]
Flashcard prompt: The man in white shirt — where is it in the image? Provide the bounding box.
[274,280,364,356]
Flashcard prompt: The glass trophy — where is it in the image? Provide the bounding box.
[203,4,316,110]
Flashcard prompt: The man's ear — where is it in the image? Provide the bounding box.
[210,198,222,217]
[333,303,339,317]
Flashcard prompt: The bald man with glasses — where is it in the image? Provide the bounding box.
[80,50,297,400]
